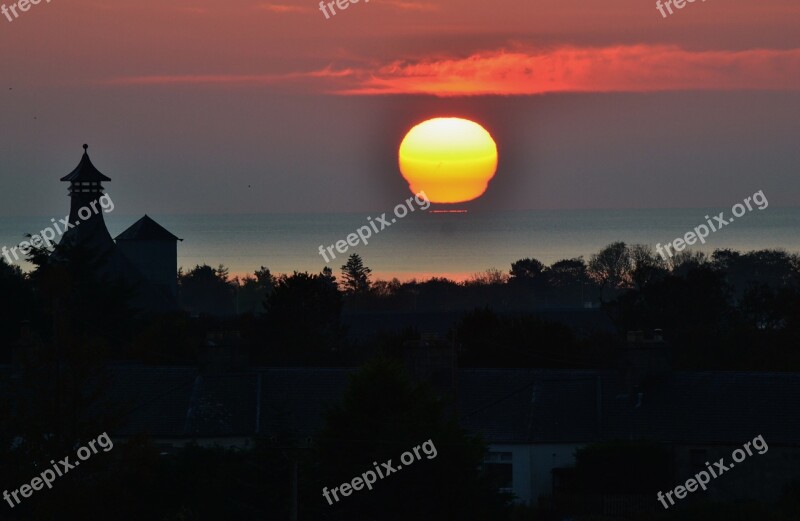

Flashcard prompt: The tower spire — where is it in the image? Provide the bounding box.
[59,144,114,251]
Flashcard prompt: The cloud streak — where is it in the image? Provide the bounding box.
[105,45,800,95]
[338,46,800,96]
[382,0,439,12]
[254,0,436,15]
[256,3,312,14]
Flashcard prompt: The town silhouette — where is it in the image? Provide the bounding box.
[1,146,799,520]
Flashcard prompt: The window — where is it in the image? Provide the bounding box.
[484,452,513,491]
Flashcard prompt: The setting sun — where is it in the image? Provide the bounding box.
[398,118,498,204]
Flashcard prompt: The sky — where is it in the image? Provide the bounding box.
[1,0,799,217]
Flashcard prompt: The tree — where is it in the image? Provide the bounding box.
[711,249,797,301]
[178,264,236,316]
[370,278,402,298]
[510,258,545,280]
[589,241,632,301]
[509,258,548,308]
[455,307,584,368]
[546,258,589,289]
[340,254,372,295]
[0,241,130,519]
[466,268,508,286]
[321,266,338,291]
[543,258,595,306]
[262,271,344,363]
[629,243,668,290]
[669,250,707,277]
[612,264,735,369]
[236,266,274,315]
[0,257,32,357]
[314,359,510,520]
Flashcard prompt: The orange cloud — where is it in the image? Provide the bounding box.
[256,3,312,13]
[382,0,439,12]
[105,45,800,95]
[251,0,436,14]
[336,46,800,96]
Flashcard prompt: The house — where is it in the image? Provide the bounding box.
[3,324,799,512]
[18,356,792,509]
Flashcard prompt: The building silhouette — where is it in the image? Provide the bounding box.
[116,215,181,298]
[60,144,181,311]
[60,144,115,254]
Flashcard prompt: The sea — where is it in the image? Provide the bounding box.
[0,207,797,281]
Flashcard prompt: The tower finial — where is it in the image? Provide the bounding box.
[83,144,89,152]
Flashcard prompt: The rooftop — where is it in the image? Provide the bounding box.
[116,215,182,242]
[60,144,112,183]
[1,366,791,445]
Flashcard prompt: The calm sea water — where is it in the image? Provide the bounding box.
[1,208,797,280]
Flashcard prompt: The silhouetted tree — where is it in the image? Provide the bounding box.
[262,271,344,363]
[0,241,130,519]
[712,249,797,301]
[739,285,795,331]
[0,257,32,356]
[510,258,545,280]
[589,241,632,301]
[546,258,589,289]
[508,258,548,307]
[178,264,236,316]
[629,243,668,290]
[669,250,707,277]
[371,277,402,297]
[544,257,594,307]
[236,266,274,315]
[321,266,338,290]
[456,307,586,368]
[612,263,735,368]
[340,254,372,295]
[314,359,510,520]
[466,268,508,286]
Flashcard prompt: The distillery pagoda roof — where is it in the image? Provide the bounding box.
[116,215,182,242]
[60,144,112,183]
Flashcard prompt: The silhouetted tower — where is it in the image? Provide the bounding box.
[116,215,182,298]
[59,144,114,252]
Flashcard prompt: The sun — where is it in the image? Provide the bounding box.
[398,117,498,204]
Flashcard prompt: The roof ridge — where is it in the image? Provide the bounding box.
[115,215,181,242]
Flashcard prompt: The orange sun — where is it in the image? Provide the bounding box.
[398,117,498,204]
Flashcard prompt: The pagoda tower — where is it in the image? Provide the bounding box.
[59,144,115,253]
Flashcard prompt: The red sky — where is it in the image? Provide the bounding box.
[1,0,799,216]
[3,0,799,91]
